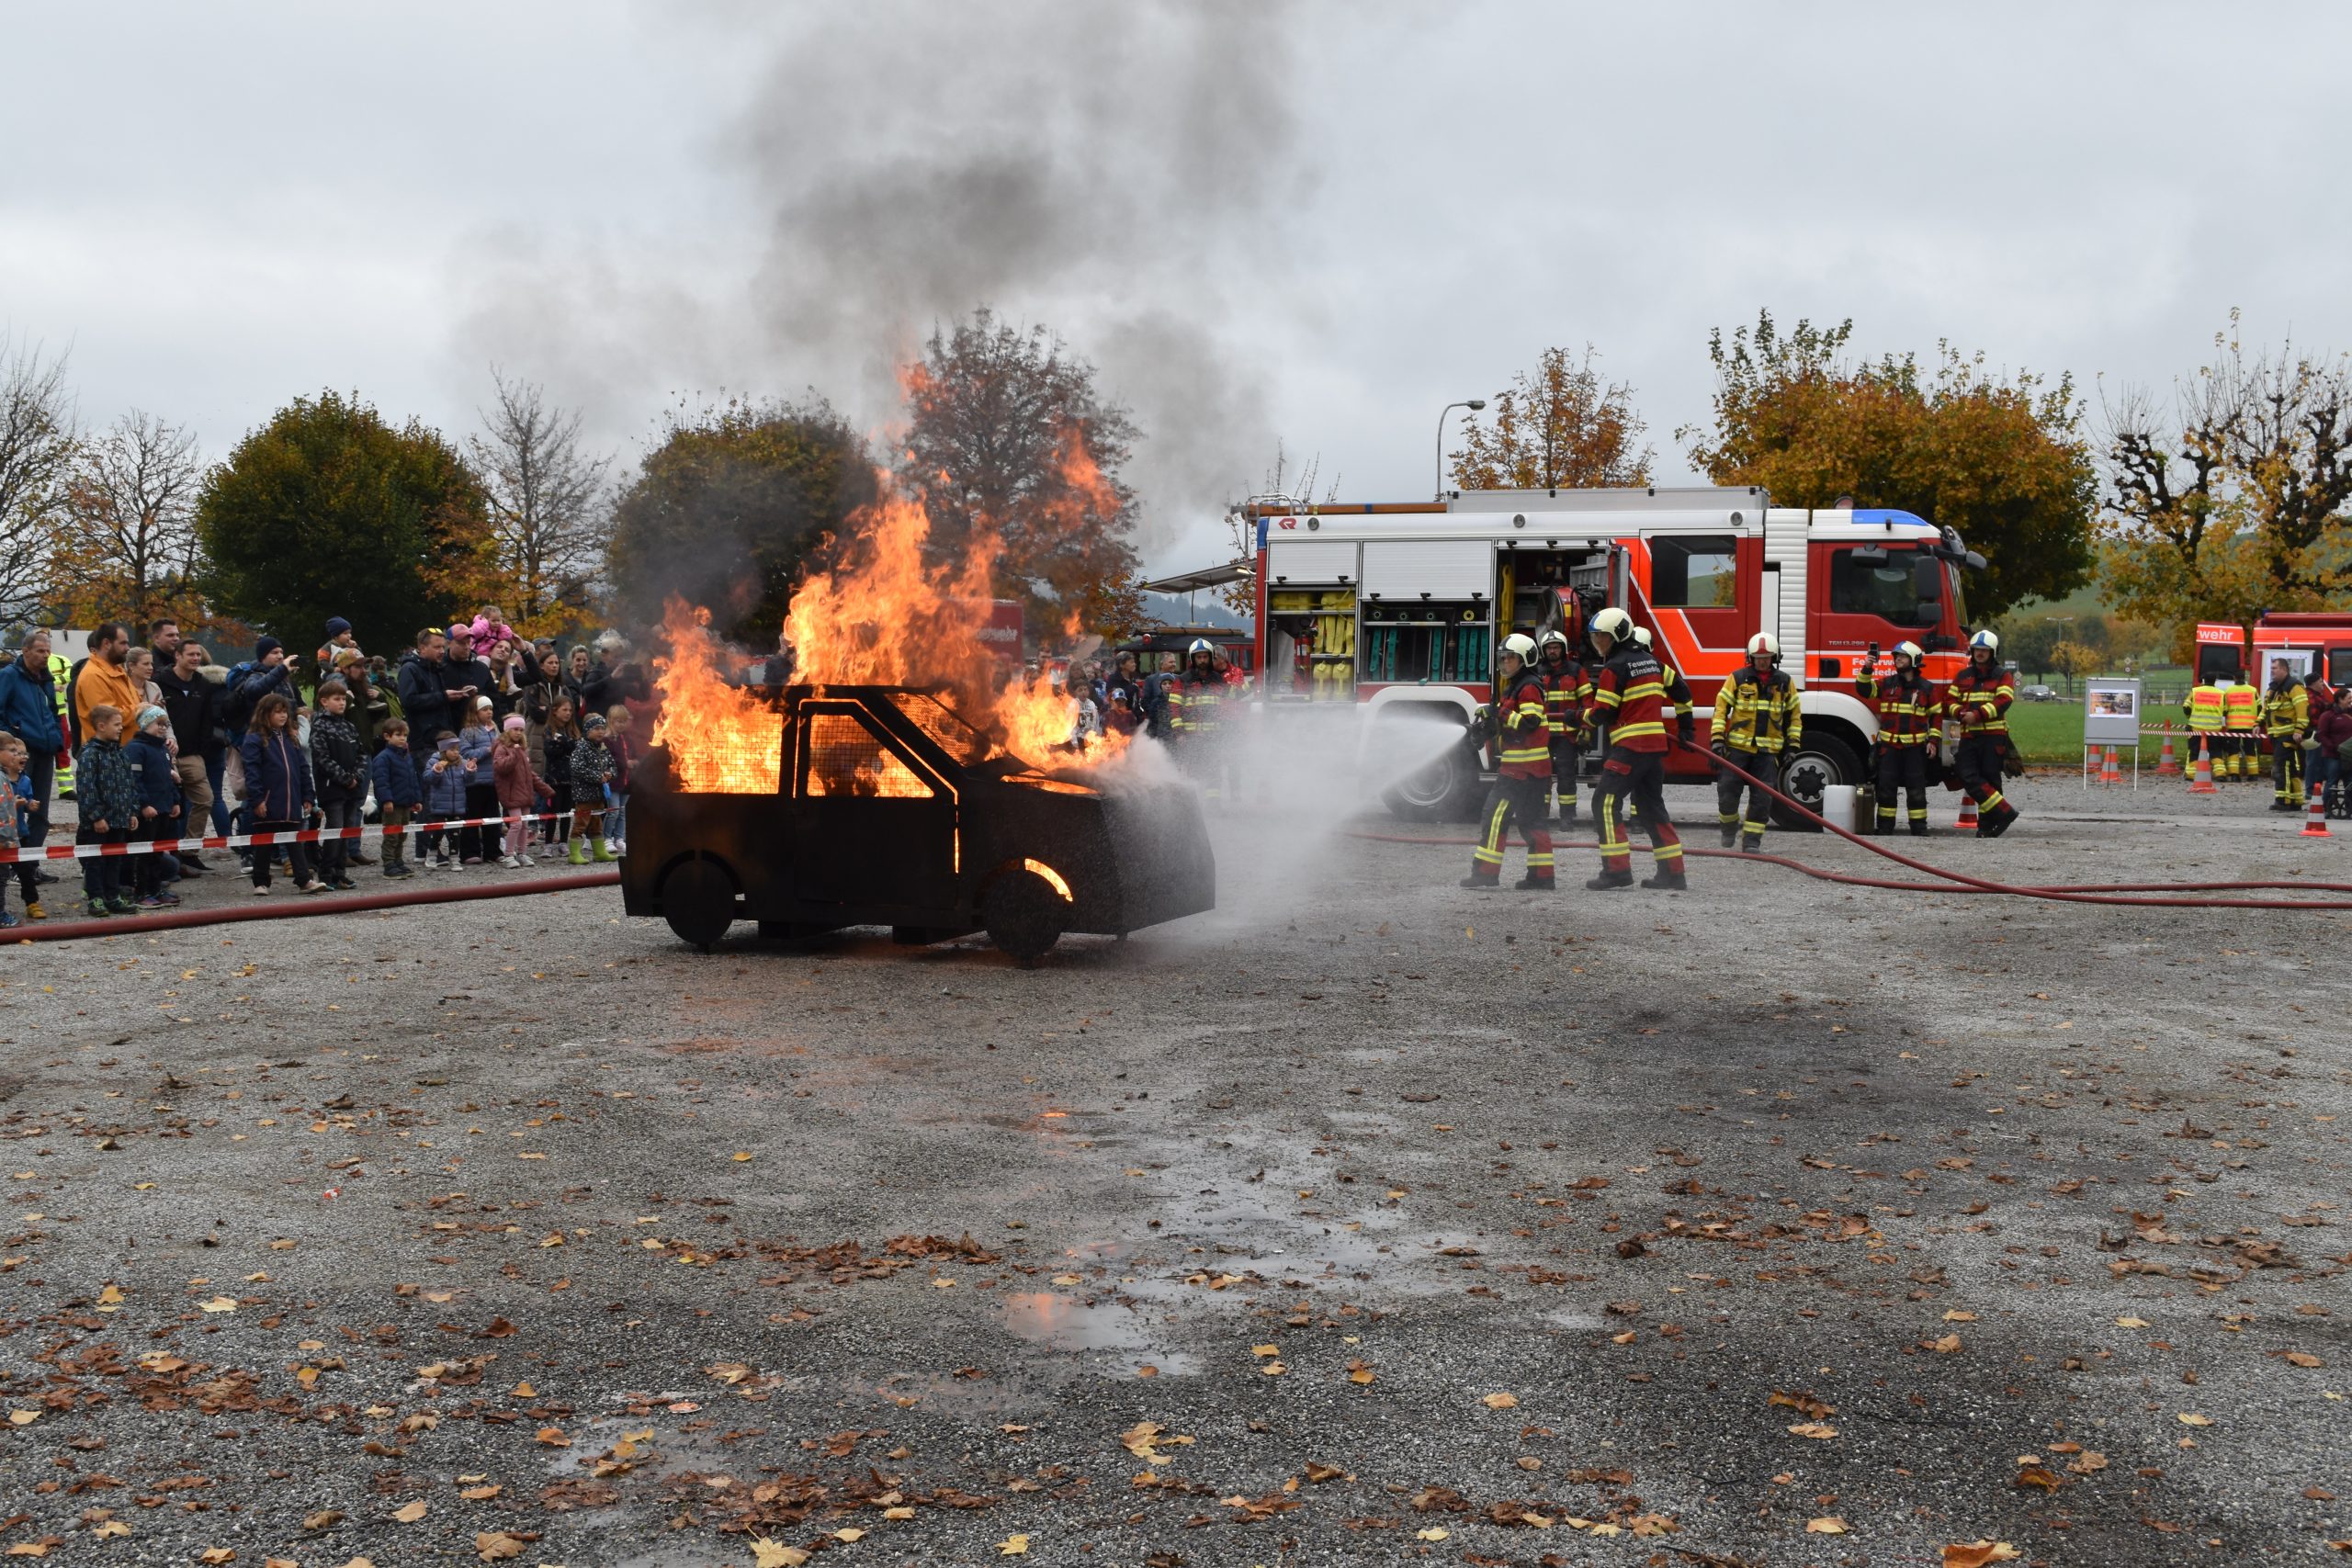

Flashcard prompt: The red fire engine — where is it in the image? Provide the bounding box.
[2196,614,2352,700]
[1225,486,1983,821]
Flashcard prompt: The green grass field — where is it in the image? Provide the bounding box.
[2001,695,2198,766]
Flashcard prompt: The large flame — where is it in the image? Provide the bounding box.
[652,456,1133,794]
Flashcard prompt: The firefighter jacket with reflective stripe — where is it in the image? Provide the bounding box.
[1712,666,1802,754]
[1582,646,1692,753]
[1492,671,1552,777]
[1857,668,1939,745]
[2262,678,2309,739]
[1170,673,1224,734]
[1535,660,1588,737]
[2186,684,2226,732]
[2222,684,2260,730]
[1946,664,2014,736]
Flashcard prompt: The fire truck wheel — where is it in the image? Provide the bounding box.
[1380,730,1480,821]
[983,869,1066,964]
[660,858,738,951]
[1772,734,1862,830]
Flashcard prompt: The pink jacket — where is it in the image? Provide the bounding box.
[491,742,547,809]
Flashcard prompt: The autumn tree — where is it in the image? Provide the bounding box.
[1679,310,2098,621]
[2100,315,2352,657]
[0,333,76,626]
[51,411,207,636]
[1449,345,1652,491]
[2047,637,2100,696]
[605,395,876,646]
[196,390,489,651]
[899,309,1145,640]
[469,369,613,638]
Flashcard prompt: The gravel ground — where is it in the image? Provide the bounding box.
[1,773,2347,1568]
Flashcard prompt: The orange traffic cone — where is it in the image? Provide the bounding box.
[2099,744,2122,784]
[1957,792,1979,830]
[2301,791,2331,838]
[2155,722,2179,775]
[2188,735,2217,795]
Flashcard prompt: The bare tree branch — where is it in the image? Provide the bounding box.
[54,410,205,635]
[0,333,78,626]
[469,368,614,633]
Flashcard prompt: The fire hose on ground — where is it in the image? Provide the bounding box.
[1351,740,2352,912]
[1,870,622,945]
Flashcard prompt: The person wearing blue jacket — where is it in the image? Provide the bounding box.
[0,632,66,866]
[418,729,473,868]
[368,718,424,878]
[454,695,500,864]
[125,706,184,907]
[239,693,320,894]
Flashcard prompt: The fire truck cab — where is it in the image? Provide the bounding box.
[1241,486,1981,823]
[2196,613,2352,702]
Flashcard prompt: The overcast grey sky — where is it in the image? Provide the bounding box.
[7,1,2348,571]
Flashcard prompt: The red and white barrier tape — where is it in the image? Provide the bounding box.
[0,809,585,863]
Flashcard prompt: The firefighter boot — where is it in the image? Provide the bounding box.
[1586,870,1634,891]
[1558,803,1577,828]
[1740,833,1763,854]
[1717,821,1739,848]
[1983,804,2020,840]
[1513,872,1555,891]
[1458,868,1500,889]
[1909,818,1929,837]
[1641,867,1690,891]
[593,837,619,863]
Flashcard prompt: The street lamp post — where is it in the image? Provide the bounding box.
[1435,398,1487,500]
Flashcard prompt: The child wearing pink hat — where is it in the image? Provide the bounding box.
[491,714,551,868]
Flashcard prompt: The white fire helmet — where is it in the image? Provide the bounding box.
[1589,607,1634,645]
[1895,639,1925,665]
[1632,626,1653,649]
[1968,629,2000,656]
[1499,632,1538,667]
[1747,632,1780,659]
[1188,637,1215,657]
[1537,629,1570,658]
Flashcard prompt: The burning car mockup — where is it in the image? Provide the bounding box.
[620,682,1215,960]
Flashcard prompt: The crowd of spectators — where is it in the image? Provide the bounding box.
[0,609,650,923]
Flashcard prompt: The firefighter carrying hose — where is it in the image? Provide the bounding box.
[1534,629,1587,825]
[1580,608,1692,891]
[1947,629,2021,837]
[1711,633,1800,852]
[1857,639,1939,835]
[1461,633,1555,890]
[2261,657,2310,811]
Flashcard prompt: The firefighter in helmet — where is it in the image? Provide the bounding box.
[2261,656,2311,811]
[1579,608,1693,891]
[1462,633,1555,889]
[1857,639,1939,834]
[1170,637,1227,795]
[1711,632,1802,852]
[1947,629,2020,836]
[1533,629,1587,825]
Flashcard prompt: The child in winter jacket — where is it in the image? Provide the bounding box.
[240,693,320,894]
[602,705,635,852]
[126,705,184,906]
[542,696,580,849]
[368,719,424,877]
[419,730,473,869]
[491,715,549,867]
[0,729,36,926]
[75,704,141,916]
[309,679,368,890]
[455,697,500,864]
[567,713,617,864]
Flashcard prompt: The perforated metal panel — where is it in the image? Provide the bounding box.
[802,714,934,798]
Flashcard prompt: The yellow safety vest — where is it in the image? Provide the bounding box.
[2186,685,2225,731]
[2222,685,2260,730]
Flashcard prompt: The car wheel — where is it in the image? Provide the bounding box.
[660,858,737,951]
[982,868,1066,964]
[1380,733,1481,821]
[1772,735,1862,830]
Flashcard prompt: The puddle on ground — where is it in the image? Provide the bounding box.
[997,1290,1201,1377]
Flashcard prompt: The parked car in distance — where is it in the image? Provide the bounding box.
[2019,683,2061,702]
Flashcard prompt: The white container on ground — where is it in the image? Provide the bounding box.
[1818,784,1856,832]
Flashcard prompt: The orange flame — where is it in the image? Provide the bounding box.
[653,456,1132,794]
